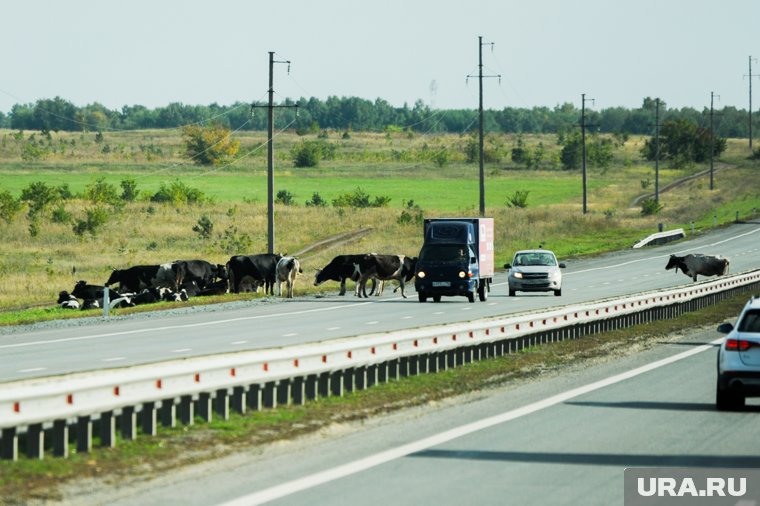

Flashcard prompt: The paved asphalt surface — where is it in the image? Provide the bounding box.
[1,223,759,383]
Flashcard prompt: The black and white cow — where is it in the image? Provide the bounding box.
[314,254,375,296]
[173,260,227,290]
[355,254,417,298]
[57,291,80,310]
[71,280,121,303]
[105,265,162,293]
[276,256,303,298]
[665,254,730,282]
[227,254,282,295]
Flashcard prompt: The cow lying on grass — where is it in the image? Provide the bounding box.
[665,254,729,282]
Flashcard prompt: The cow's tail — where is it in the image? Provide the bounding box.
[722,259,730,276]
[226,262,236,293]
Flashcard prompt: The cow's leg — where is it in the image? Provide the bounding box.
[398,279,406,298]
[339,278,347,296]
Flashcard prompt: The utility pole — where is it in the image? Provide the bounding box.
[580,94,595,214]
[467,36,500,217]
[253,52,297,254]
[654,98,661,204]
[710,91,718,191]
[746,56,758,150]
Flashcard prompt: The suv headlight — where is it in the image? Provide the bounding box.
[513,272,523,279]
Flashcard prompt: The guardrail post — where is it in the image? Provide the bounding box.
[378,362,389,383]
[52,419,69,458]
[179,395,195,425]
[76,415,93,453]
[343,369,356,393]
[27,423,45,458]
[367,365,378,387]
[276,380,291,406]
[142,402,157,436]
[354,367,367,391]
[232,386,247,414]
[215,389,230,420]
[247,385,262,411]
[263,381,277,408]
[1,428,18,461]
[197,393,213,422]
[160,399,177,428]
[318,373,331,398]
[99,412,116,448]
[121,406,137,440]
[330,372,344,397]
[292,377,305,405]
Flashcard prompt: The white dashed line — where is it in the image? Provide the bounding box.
[18,367,46,373]
[172,348,192,353]
[102,357,126,362]
[326,327,341,331]
[433,311,445,315]
[402,316,413,319]
[283,333,298,337]
[231,340,248,345]
[366,321,379,325]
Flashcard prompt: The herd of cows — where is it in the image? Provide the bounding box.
[54,251,728,311]
[56,253,418,310]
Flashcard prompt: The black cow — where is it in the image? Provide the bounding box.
[174,260,228,290]
[355,254,417,299]
[198,280,229,296]
[314,254,376,296]
[71,280,122,303]
[105,265,162,293]
[665,254,730,282]
[227,254,282,295]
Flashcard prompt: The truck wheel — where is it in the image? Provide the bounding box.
[554,288,562,296]
[478,283,488,301]
[433,295,441,303]
[467,291,475,303]
[418,292,427,303]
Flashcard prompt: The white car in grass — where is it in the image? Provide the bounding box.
[504,249,565,297]
[716,296,760,410]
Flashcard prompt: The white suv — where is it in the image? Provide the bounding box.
[716,296,760,410]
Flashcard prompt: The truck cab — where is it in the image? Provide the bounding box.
[414,218,493,303]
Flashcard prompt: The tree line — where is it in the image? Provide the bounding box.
[1,95,757,138]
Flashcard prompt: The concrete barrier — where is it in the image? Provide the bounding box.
[1,269,759,460]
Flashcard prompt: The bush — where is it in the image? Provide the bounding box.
[84,177,120,205]
[640,197,663,216]
[397,200,424,225]
[216,225,252,254]
[0,190,22,224]
[120,178,139,202]
[506,190,530,208]
[51,205,72,224]
[20,181,60,219]
[150,180,205,206]
[276,189,295,206]
[332,187,391,208]
[73,206,109,237]
[291,140,336,168]
[193,215,214,240]
[182,123,240,166]
[305,192,328,208]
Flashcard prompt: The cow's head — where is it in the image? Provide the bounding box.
[215,264,229,280]
[403,257,418,282]
[665,255,683,271]
[313,269,324,286]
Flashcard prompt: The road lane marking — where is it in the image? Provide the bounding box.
[282,333,298,337]
[365,321,379,325]
[18,367,46,373]
[172,348,192,353]
[215,338,720,506]
[102,357,126,362]
[231,340,248,345]
[326,327,341,331]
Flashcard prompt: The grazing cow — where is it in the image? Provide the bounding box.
[57,291,80,310]
[355,254,417,298]
[173,260,227,290]
[276,256,303,298]
[314,254,376,296]
[105,265,162,293]
[227,254,282,295]
[665,254,730,282]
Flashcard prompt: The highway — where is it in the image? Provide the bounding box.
[94,326,760,505]
[0,223,758,383]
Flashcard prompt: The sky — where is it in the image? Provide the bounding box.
[2,0,758,115]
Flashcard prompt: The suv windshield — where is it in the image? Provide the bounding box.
[419,245,467,263]
[738,309,760,333]
[513,252,557,267]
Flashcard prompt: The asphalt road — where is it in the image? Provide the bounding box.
[1,223,759,383]
[92,326,760,505]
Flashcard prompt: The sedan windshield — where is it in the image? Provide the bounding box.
[513,252,557,267]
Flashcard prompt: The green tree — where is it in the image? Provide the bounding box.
[0,190,22,224]
[641,119,727,166]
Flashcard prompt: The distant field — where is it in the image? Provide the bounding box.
[0,128,757,312]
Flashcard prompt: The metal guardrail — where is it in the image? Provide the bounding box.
[632,228,686,248]
[2,269,759,461]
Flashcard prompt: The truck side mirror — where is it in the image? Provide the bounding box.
[717,322,734,334]
[559,263,566,268]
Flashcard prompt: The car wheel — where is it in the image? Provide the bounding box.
[418,292,427,303]
[716,382,745,411]
[467,291,475,303]
[433,295,441,303]
[509,288,516,297]
[554,288,562,296]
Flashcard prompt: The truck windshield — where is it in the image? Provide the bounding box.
[420,245,467,262]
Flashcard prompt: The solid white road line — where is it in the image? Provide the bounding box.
[216,338,721,506]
